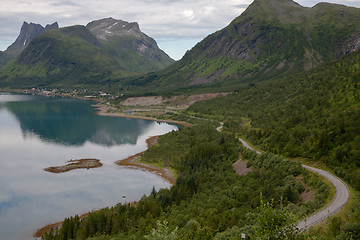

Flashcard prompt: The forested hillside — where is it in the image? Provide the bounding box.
[189,49,360,192]
[42,125,329,240]
[2,0,358,239]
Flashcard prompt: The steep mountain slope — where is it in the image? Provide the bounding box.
[7,21,59,51]
[187,47,360,237]
[0,51,17,68]
[135,0,360,92]
[0,21,58,67]
[0,25,135,88]
[189,48,360,190]
[0,18,174,89]
[86,18,174,73]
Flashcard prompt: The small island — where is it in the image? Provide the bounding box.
[44,159,103,173]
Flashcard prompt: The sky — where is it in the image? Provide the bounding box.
[1,0,360,60]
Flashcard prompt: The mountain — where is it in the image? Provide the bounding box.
[189,47,360,189]
[133,0,360,92]
[86,18,174,73]
[0,18,174,89]
[0,21,58,67]
[185,46,360,239]
[0,25,135,88]
[7,21,59,51]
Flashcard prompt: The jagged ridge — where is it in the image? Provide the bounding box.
[0,21,58,67]
[0,18,175,88]
[0,25,135,88]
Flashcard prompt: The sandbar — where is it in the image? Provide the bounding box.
[44,159,102,173]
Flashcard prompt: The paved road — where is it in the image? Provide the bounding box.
[296,165,349,230]
[216,123,350,230]
[216,122,224,132]
[216,122,261,155]
[238,138,262,155]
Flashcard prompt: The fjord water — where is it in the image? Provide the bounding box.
[0,93,177,240]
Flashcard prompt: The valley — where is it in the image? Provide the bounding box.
[0,0,360,239]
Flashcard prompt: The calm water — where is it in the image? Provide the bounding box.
[0,93,177,240]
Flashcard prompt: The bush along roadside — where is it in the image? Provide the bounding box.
[41,124,330,240]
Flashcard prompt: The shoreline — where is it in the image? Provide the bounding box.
[34,104,185,238]
[115,136,176,185]
[94,102,181,185]
[92,103,192,127]
[34,212,90,238]
[34,136,176,238]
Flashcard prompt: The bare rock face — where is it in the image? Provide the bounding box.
[7,21,59,51]
[86,17,156,57]
[86,17,142,41]
[337,31,360,57]
[0,21,59,67]
[86,17,174,71]
[44,22,59,31]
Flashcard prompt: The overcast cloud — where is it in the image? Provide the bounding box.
[1,0,360,60]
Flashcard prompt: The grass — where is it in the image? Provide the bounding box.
[135,157,178,180]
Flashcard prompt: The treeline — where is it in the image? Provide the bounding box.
[42,125,327,240]
[188,50,360,238]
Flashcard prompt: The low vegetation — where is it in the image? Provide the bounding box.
[42,124,330,239]
[188,49,360,239]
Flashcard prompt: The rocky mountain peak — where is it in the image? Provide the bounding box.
[86,17,142,41]
[45,22,59,31]
[86,17,174,71]
[6,21,59,51]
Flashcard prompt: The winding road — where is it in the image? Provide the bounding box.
[296,165,349,230]
[216,122,350,230]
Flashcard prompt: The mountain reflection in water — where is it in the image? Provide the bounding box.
[0,93,177,240]
[4,97,152,146]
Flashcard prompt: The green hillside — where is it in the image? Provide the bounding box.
[0,19,175,89]
[101,35,174,73]
[189,49,360,191]
[0,25,135,88]
[39,45,360,240]
[125,0,360,93]
[2,1,360,238]
[0,49,21,67]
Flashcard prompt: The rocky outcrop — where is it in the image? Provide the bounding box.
[0,21,59,67]
[86,17,143,41]
[6,21,58,51]
[337,31,360,57]
[86,17,174,72]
